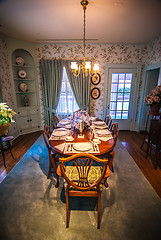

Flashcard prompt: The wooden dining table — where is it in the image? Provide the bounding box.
[49,126,115,157]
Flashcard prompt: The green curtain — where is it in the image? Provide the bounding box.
[39,60,63,126]
[64,60,91,113]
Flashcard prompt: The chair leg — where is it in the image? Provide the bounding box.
[97,192,101,229]
[47,159,52,179]
[8,141,14,159]
[66,188,69,228]
[108,152,114,172]
[1,140,6,168]
[51,156,59,188]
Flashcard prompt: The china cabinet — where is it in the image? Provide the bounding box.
[12,48,41,134]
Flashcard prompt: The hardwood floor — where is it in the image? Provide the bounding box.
[0,131,42,183]
[0,130,161,199]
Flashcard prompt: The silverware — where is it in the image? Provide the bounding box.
[70,144,73,151]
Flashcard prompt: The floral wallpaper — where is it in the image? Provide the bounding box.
[0,34,160,134]
[36,43,148,119]
[0,35,17,134]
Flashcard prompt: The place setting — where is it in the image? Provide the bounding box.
[49,128,68,140]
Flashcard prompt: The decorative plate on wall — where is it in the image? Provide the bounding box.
[16,57,25,66]
[19,83,28,92]
[91,73,101,85]
[91,87,100,100]
[18,70,27,79]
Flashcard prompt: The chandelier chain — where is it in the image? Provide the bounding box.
[83,6,86,60]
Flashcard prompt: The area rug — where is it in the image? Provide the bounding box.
[0,135,161,240]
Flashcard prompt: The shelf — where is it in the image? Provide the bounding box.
[12,64,33,68]
[14,78,34,81]
[16,91,36,94]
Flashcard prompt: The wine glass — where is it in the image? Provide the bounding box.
[88,129,93,141]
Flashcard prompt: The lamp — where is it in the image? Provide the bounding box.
[71,0,99,77]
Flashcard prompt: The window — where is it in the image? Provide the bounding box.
[110,73,132,119]
[56,67,79,116]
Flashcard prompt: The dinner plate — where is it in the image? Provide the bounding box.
[73,142,92,152]
[93,121,105,125]
[16,57,25,66]
[94,125,107,129]
[18,70,27,78]
[59,120,70,125]
[96,129,111,136]
[52,129,67,137]
[19,82,28,92]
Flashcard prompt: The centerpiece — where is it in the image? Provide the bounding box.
[0,103,16,136]
[73,110,90,134]
[144,85,161,114]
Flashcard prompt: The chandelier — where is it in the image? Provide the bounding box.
[71,0,99,77]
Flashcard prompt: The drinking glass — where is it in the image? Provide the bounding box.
[88,130,93,141]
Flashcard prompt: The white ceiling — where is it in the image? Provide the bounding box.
[0,0,161,44]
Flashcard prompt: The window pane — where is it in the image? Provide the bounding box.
[111,92,117,101]
[110,102,116,110]
[111,84,118,92]
[117,102,122,110]
[112,73,119,83]
[123,102,129,110]
[122,111,128,119]
[124,92,130,101]
[110,110,115,119]
[118,93,123,101]
[116,111,121,119]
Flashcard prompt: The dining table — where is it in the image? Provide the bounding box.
[49,118,115,157]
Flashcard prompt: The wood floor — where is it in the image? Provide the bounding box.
[0,130,161,199]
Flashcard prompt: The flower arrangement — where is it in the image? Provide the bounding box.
[0,103,16,125]
[73,110,90,131]
[144,85,161,106]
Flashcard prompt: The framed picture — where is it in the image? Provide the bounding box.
[91,73,101,85]
[91,87,100,100]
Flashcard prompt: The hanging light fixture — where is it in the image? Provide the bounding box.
[71,0,99,77]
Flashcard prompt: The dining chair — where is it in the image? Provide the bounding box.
[52,115,59,129]
[57,153,110,228]
[0,135,14,168]
[73,108,84,118]
[146,119,161,168]
[107,122,119,173]
[43,125,59,187]
[105,114,112,130]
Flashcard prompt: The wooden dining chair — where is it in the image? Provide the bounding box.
[52,115,59,129]
[73,108,84,118]
[43,125,59,187]
[0,135,14,168]
[107,122,119,173]
[58,153,110,229]
[146,119,161,168]
[105,114,112,130]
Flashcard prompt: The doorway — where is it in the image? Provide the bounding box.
[138,63,161,131]
[103,64,141,130]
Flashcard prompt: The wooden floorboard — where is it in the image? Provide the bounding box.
[0,130,161,199]
[0,131,42,183]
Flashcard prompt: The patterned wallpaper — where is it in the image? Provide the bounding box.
[36,43,148,119]
[36,35,161,120]
[0,35,17,134]
[0,34,160,134]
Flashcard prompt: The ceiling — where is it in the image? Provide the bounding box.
[0,0,161,44]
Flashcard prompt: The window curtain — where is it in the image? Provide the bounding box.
[64,60,91,113]
[39,60,63,126]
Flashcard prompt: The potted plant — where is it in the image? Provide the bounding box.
[144,85,161,114]
[0,103,16,136]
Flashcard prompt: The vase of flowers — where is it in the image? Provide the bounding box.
[0,103,16,136]
[144,85,161,114]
